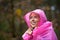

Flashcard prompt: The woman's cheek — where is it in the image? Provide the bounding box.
[30,19,32,22]
[35,18,39,22]
[30,19,32,24]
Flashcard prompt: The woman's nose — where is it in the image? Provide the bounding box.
[32,19,34,21]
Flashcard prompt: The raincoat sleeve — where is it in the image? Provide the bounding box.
[22,31,32,40]
[36,26,58,40]
[36,29,52,40]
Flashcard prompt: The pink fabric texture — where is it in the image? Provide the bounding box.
[22,9,58,40]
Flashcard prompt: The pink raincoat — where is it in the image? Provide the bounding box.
[22,9,58,40]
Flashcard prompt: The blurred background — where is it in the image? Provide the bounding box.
[0,0,60,40]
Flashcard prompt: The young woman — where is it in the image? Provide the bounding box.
[22,9,58,40]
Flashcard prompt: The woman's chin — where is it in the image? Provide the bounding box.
[31,25,36,28]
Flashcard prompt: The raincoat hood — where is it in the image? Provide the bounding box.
[24,9,47,27]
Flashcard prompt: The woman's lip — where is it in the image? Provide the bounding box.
[31,22,36,25]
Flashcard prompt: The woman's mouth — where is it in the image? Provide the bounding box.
[31,22,36,25]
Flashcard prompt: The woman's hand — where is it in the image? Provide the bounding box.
[26,27,33,34]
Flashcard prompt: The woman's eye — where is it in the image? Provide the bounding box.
[34,16,37,18]
[30,17,32,19]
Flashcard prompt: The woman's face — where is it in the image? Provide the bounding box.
[29,12,40,28]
